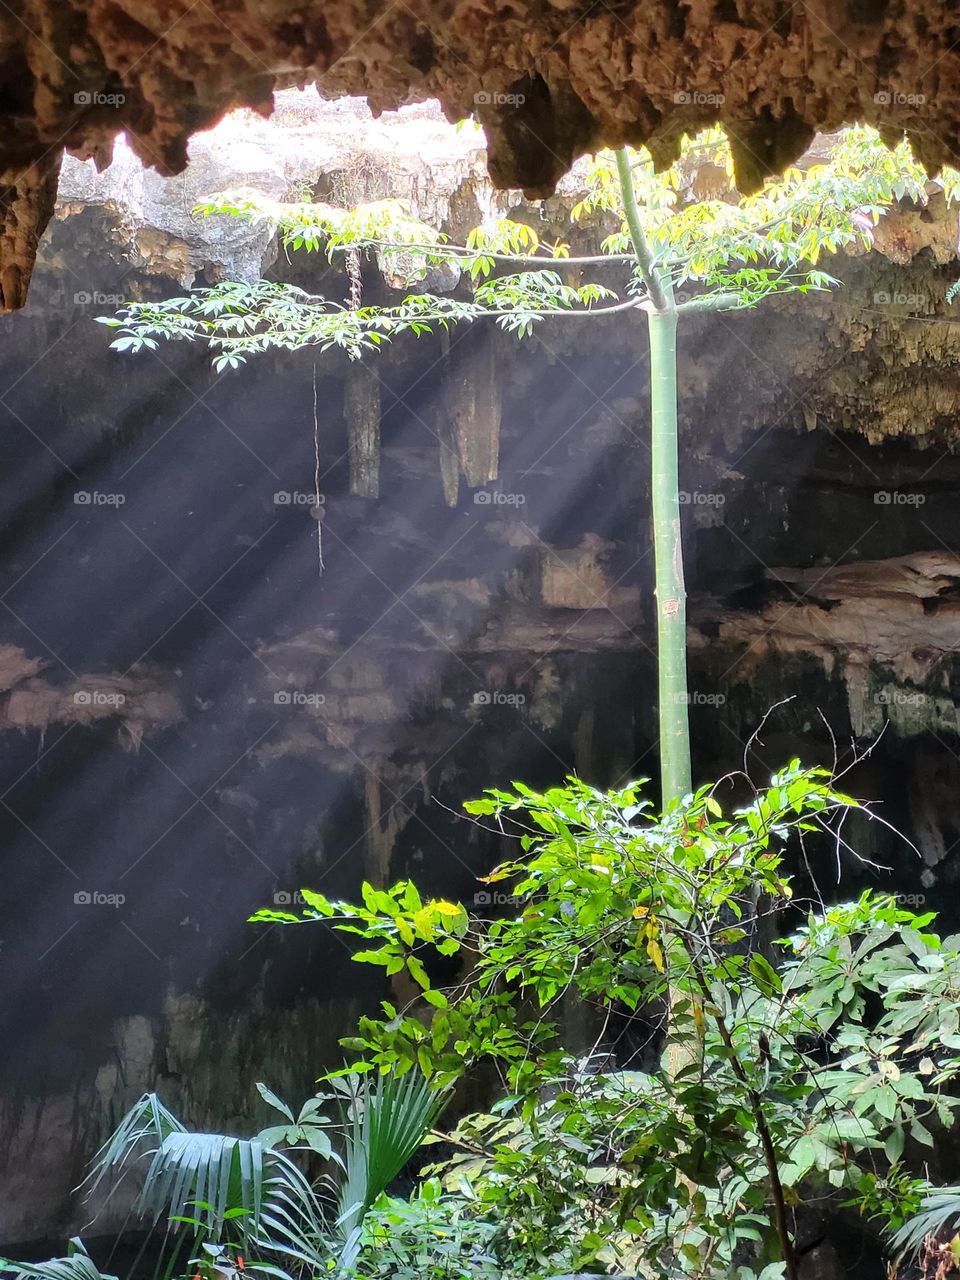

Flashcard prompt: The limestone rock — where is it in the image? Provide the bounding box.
[2,2,960,306]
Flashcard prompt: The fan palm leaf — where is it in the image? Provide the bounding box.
[891,1186,960,1255]
[257,1151,335,1275]
[138,1131,266,1243]
[335,1071,448,1238]
[83,1093,185,1203]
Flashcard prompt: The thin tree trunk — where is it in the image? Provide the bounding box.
[647,308,691,802]
[614,148,691,803]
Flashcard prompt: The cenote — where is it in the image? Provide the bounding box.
[3,11,960,1280]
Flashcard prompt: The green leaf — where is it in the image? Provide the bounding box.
[256,1082,294,1122]
[406,955,431,990]
[748,952,783,997]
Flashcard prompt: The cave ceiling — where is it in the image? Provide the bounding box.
[1,1,960,310]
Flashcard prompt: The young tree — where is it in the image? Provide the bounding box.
[100,127,955,806]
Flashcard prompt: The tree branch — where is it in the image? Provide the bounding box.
[689,963,799,1280]
[676,292,745,314]
[320,239,638,268]
[614,149,672,313]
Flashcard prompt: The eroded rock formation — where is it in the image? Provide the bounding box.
[4,2,960,308]
[0,644,181,746]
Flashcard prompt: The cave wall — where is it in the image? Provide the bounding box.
[6,0,960,311]
[3,97,960,1247]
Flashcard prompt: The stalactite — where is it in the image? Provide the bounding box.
[344,359,381,498]
[573,705,595,777]
[435,331,461,506]
[436,327,502,506]
[453,327,502,489]
[438,422,461,507]
[362,768,415,886]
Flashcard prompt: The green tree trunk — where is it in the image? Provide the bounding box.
[647,308,692,803]
[613,147,692,806]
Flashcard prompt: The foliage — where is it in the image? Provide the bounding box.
[893,1185,960,1255]
[256,1081,335,1157]
[81,1090,186,1202]
[333,1070,449,1240]
[97,127,958,370]
[9,764,960,1278]
[0,1242,116,1280]
[252,763,960,1277]
[0,1073,445,1280]
[346,1180,500,1280]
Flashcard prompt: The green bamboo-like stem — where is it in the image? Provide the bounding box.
[614,150,670,313]
[613,149,691,804]
[647,306,692,802]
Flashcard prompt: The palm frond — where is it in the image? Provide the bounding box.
[891,1187,960,1254]
[335,1071,448,1238]
[138,1132,266,1243]
[56,1080,438,1280]
[82,1092,185,1201]
[257,1150,335,1276]
[80,1092,189,1279]
[0,1239,116,1280]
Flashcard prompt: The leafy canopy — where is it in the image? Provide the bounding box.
[97,127,957,370]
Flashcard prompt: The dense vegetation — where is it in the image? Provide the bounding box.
[9,766,960,1279]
